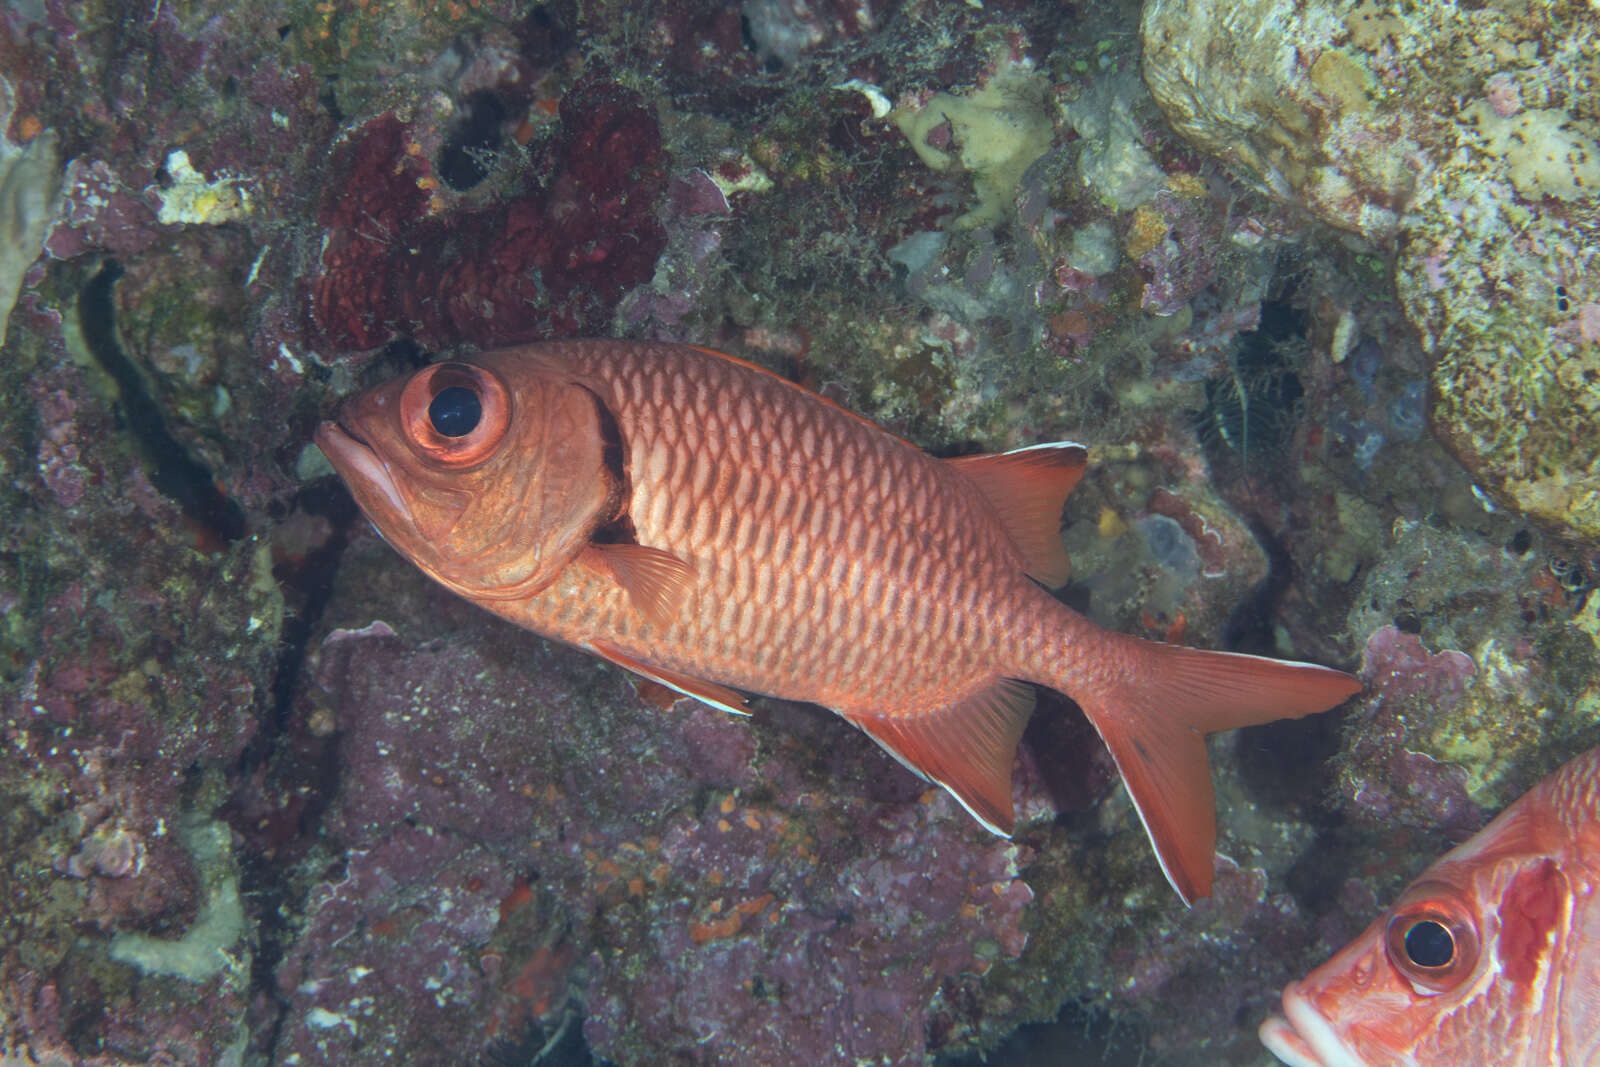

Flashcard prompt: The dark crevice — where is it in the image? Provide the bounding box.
[318,80,343,125]
[512,4,576,67]
[478,1009,595,1067]
[937,995,1148,1067]
[1194,299,1306,463]
[226,482,356,1060]
[359,337,432,389]
[1230,518,1346,815]
[77,261,247,547]
[264,484,357,736]
[1221,517,1293,656]
[438,90,507,192]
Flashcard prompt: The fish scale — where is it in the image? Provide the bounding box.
[558,342,1006,708]
[317,339,1361,903]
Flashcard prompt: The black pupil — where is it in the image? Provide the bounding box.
[1404,920,1455,967]
[428,386,481,437]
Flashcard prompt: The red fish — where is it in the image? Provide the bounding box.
[1260,745,1600,1065]
[315,341,1359,902]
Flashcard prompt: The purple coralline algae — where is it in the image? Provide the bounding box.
[1337,519,1600,818]
[268,556,1035,1065]
[1336,625,1483,835]
[2,345,278,1062]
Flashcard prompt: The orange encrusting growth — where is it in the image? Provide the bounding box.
[316,341,1361,903]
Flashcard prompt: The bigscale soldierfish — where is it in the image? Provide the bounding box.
[1261,744,1600,1065]
[315,341,1360,903]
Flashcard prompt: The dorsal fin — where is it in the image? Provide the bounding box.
[842,678,1036,833]
[579,543,695,627]
[945,443,1087,588]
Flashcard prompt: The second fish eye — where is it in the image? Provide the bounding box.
[429,386,482,437]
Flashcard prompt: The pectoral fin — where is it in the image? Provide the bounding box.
[590,640,751,718]
[579,543,695,627]
[842,679,1036,834]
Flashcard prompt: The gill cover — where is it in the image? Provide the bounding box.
[327,358,621,600]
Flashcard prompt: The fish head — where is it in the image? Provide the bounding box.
[1261,759,1598,1067]
[315,354,621,600]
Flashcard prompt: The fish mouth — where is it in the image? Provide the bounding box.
[314,420,416,530]
[1260,1013,1325,1067]
[1259,987,1367,1067]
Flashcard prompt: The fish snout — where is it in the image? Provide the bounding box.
[313,419,416,532]
[1259,984,1367,1067]
[1260,1012,1325,1067]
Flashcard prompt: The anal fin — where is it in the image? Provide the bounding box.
[629,677,683,711]
[590,640,751,718]
[843,679,1036,834]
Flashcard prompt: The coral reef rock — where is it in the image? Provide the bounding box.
[1142,0,1600,544]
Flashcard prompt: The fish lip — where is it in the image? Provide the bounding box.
[1259,987,1367,1067]
[1259,1012,1325,1067]
[326,414,369,449]
[314,419,417,530]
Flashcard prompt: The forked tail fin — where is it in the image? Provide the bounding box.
[1073,636,1360,905]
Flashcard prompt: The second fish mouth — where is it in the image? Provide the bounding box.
[1257,986,1358,1067]
[1258,1013,1324,1067]
[312,419,366,467]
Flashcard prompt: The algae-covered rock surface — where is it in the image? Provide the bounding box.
[1,1,1596,1065]
[1143,0,1600,543]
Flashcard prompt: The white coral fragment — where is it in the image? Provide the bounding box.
[108,817,247,984]
[1468,102,1600,202]
[0,121,61,347]
[156,149,254,226]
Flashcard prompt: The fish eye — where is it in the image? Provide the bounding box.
[400,362,510,469]
[1402,919,1454,967]
[428,386,481,437]
[1383,882,1480,993]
